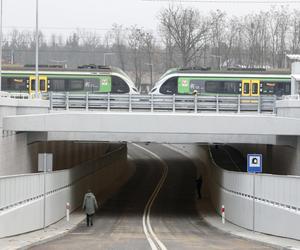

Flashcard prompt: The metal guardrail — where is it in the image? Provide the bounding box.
[282,94,300,100]
[47,92,277,113]
[0,91,30,99]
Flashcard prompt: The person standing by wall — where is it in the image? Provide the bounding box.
[82,189,99,227]
[195,175,203,199]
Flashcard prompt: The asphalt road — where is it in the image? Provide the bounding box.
[30,143,275,250]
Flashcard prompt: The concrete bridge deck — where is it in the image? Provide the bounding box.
[3,111,300,145]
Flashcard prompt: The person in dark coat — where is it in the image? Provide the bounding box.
[82,189,99,227]
[196,175,203,199]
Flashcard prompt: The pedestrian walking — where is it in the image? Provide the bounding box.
[195,175,203,199]
[82,189,98,227]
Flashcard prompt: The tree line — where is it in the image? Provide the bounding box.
[2,5,299,88]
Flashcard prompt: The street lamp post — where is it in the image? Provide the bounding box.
[103,52,115,66]
[35,0,39,98]
[145,63,153,88]
[210,54,222,70]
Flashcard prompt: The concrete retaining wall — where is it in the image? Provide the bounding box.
[169,144,300,241]
[0,145,129,238]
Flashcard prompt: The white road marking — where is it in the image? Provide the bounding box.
[132,143,168,250]
[70,232,92,235]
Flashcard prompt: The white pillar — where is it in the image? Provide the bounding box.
[0,0,3,92]
[291,62,300,95]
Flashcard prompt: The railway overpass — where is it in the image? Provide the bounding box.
[1,94,300,245]
[3,111,300,146]
[2,93,300,146]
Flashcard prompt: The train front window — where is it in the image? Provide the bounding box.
[159,77,178,94]
[111,76,129,93]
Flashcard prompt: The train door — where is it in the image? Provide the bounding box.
[29,75,48,95]
[241,80,260,96]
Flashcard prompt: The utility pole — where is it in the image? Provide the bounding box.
[145,63,153,88]
[103,53,115,66]
[35,0,39,98]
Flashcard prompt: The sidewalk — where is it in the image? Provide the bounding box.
[0,211,85,250]
[197,198,300,250]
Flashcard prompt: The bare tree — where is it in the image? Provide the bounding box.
[108,24,127,71]
[290,10,300,54]
[78,30,101,49]
[159,6,210,67]
[128,26,145,89]
[269,7,290,68]
[143,31,156,85]
[210,10,226,68]
[159,30,176,69]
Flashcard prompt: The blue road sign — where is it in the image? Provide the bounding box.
[247,154,262,173]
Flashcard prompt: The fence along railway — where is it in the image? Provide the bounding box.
[48,92,276,113]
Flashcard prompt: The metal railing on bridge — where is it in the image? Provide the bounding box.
[48,92,277,113]
[0,91,30,99]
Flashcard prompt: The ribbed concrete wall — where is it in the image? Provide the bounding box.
[170,144,300,241]
[0,145,130,238]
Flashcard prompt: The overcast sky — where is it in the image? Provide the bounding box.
[2,0,298,38]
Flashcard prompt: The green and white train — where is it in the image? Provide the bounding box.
[150,68,291,97]
[1,65,139,95]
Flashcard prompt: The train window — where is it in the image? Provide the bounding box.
[274,82,290,96]
[261,82,275,94]
[243,83,249,94]
[190,79,205,93]
[84,78,100,93]
[111,75,129,93]
[224,82,240,94]
[284,83,291,94]
[69,79,84,91]
[160,77,178,94]
[3,78,27,91]
[50,79,65,91]
[261,82,290,96]
[205,81,222,93]
[40,79,46,91]
[252,83,258,95]
[31,80,36,90]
